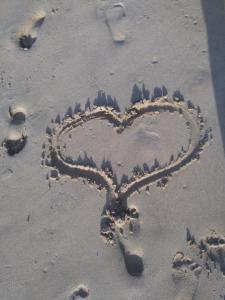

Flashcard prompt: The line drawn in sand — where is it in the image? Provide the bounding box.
[42,84,212,277]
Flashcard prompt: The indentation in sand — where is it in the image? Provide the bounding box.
[174,228,225,299]
[18,9,46,50]
[187,229,225,277]
[96,1,127,43]
[3,130,27,156]
[172,252,202,300]
[69,285,89,300]
[9,105,26,125]
[2,105,28,155]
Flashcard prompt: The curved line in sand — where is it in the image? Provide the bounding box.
[45,97,210,209]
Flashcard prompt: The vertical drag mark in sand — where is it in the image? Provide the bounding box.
[42,88,211,276]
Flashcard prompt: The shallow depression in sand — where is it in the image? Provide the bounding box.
[59,111,189,181]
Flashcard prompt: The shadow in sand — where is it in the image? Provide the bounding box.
[201,0,225,153]
[93,91,120,111]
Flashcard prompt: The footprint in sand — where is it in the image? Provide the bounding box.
[172,252,202,300]
[17,9,45,50]
[69,285,89,300]
[100,205,143,276]
[9,105,26,125]
[2,105,27,155]
[3,130,27,156]
[115,206,144,277]
[118,237,144,277]
[186,229,225,277]
[199,232,225,276]
[96,1,126,43]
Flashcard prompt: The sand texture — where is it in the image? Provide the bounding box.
[0,0,225,299]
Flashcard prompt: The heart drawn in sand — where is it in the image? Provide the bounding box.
[42,91,211,277]
[43,94,210,207]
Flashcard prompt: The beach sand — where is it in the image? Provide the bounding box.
[0,0,225,299]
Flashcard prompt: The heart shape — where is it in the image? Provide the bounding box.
[42,94,211,276]
[43,96,210,207]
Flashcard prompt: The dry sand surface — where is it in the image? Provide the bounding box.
[0,0,225,299]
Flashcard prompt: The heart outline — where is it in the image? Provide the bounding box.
[43,96,211,211]
[42,93,211,276]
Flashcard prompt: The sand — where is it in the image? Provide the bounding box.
[0,0,225,299]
